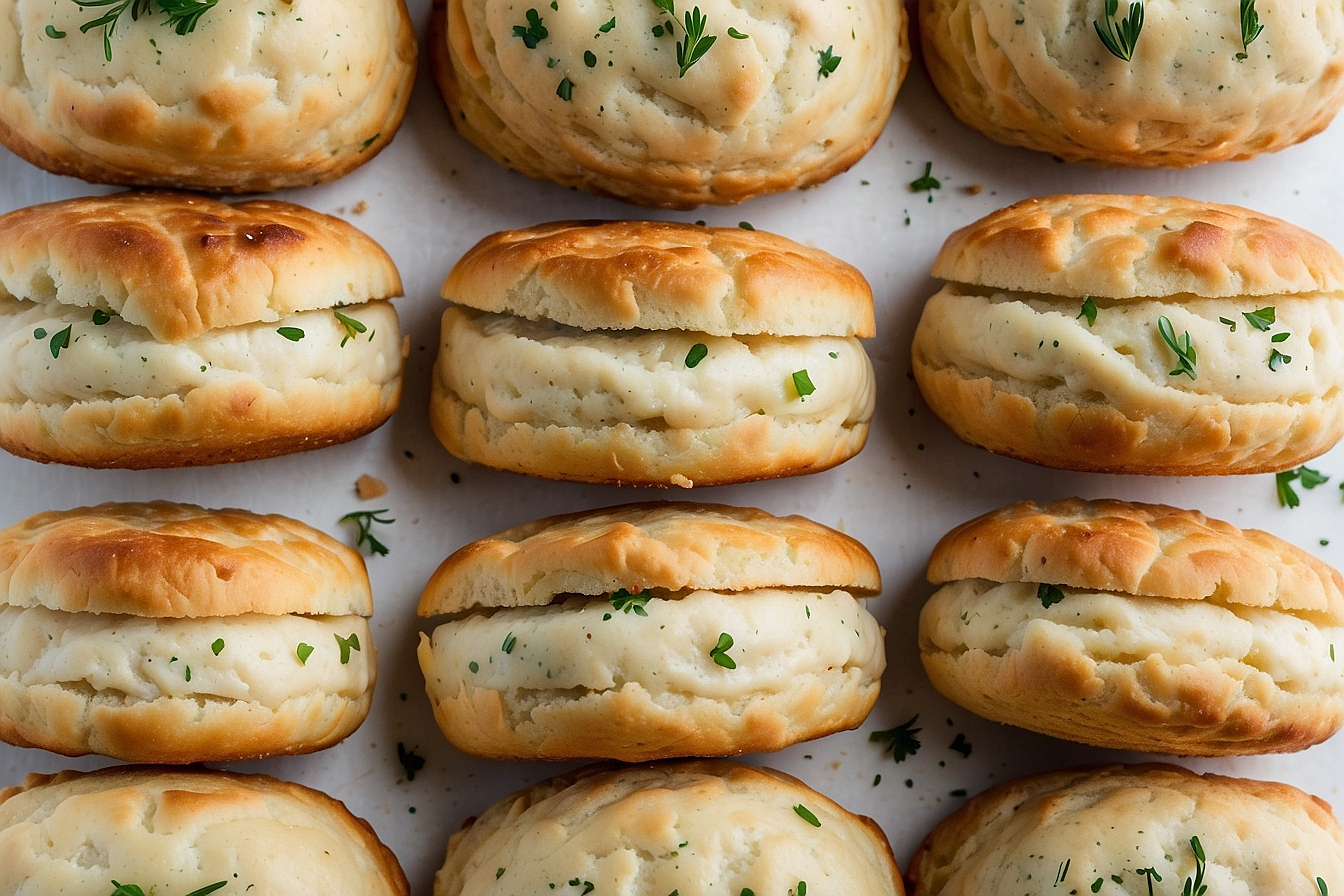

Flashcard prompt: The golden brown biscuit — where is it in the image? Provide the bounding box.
[436,760,905,896]
[0,0,417,192]
[920,0,1344,166]
[430,0,908,207]
[907,764,1344,896]
[0,191,405,468]
[417,501,884,761]
[920,498,1344,755]
[0,766,408,896]
[432,221,876,487]
[0,502,376,763]
[911,194,1344,474]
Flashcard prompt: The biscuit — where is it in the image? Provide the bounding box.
[920,0,1344,166]
[0,502,377,763]
[907,764,1344,896]
[911,194,1344,474]
[0,766,408,896]
[417,501,884,761]
[431,220,876,487]
[0,191,405,468]
[920,497,1344,755]
[0,0,417,192]
[435,760,904,896]
[429,0,908,207]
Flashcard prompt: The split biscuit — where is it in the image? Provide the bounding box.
[911,194,1344,474]
[431,220,876,487]
[435,760,904,896]
[429,0,908,207]
[0,765,408,895]
[920,497,1344,755]
[0,0,417,192]
[907,764,1344,896]
[920,0,1344,166]
[417,501,885,761]
[0,501,377,763]
[0,191,405,468]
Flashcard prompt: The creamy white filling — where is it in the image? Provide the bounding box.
[438,306,875,428]
[0,298,401,403]
[0,607,373,706]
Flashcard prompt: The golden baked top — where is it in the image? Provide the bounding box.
[419,501,881,614]
[0,502,372,618]
[927,498,1344,617]
[0,192,403,342]
[443,220,875,337]
[933,194,1344,299]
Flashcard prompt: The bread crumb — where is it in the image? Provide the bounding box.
[964,184,983,195]
[352,200,369,215]
[670,474,693,488]
[356,474,388,499]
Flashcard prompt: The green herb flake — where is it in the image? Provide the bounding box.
[1238,0,1264,58]
[1269,348,1292,370]
[183,884,228,896]
[1318,878,1329,896]
[949,732,972,757]
[796,882,807,896]
[513,8,548,47]
[556,77,574,100]
[791,369,816,399]
[727,26,747,38]
[676,6,716,76]
[45,24,67,38]
[296,642,314,664]
[1037,582,1066,608]
[741,890,755,896]
[609,588,650,616]
[709,631,736,669]
[1271,331,1291,343]
[1219,316,1237,331]
[598,16,615,32]
[502,632,517,654]
[909,161,941,194]
[334,632,361,665]
[340,508,394,556]
[397,742,425,781]
[685,343,708,367]
[1094,0,1144,62]
[49,325,72,358]
[1092,880,1104,894]
[1077,296,1098,326]
[92,308,114,325]
[211,638,224,656]
[496,869,506,880]
[358,133,380,152]
[1243,306,1276,331]
[1157,315,1197,379]
[469,660,479,673]
[792,804,821,827]
[333,310,367,346]
[738,220,754,230]
[184,665,192,682]
[870,714,922,762]
[277,326,305,342]
[816,45,841,78]
[33,328,46,339]
[584,49,597,66]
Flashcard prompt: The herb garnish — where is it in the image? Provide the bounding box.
[333,310,367,346]
[211,638,224,656]
[46,24,67,37]
[512,8,548,47]
[1219,316,1237,331]
[870,714,921,761]
[685,343,708,367]
[792,369,816,399]
[1184,836,1208,896]
[817,45,841,78]
[909,161,941,196]
[584,49,597,66]
[502,632,517,654]
[109,883,228,896]
[1243,306,1275,331]
[277,326,304,342]
[556,77,574,100]
[609,588,650,616]
[709,632,736,668]
[334,632,361,664]
[949,732,972,757]
[49,325,72,358]
[1136,867,1162,896]
[676,6,716,76]
[396,742,425,781]
[1078,296,1097,327]
[795,883,807,896]
[296,642,314,665]
[1092,880,1104,893]
[1157,315,1196,379]
[598,15,615,32]
[569,880,595,896]
[793,804,821,827]
[1037,582,1065,608]
[340,508,393,556]
[1269,348,1292,370]
[1237,0,1264,59]
[1094,0,1143,62]
[92,308,114,325]
[73,0,218,62]
[1319,878,1330,896]
[727,26,747,38]
[1276,465,1329,507]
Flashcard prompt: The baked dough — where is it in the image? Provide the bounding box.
[920,0,1344,165]
[0,0,417,191]
[430,0,908,207]
[911,194,1344,474]
[920,498,1344,755]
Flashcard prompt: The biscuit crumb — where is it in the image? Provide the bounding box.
[669,474,693,488]
[352,200,369,215]
[356,474,388,499]
[964,184,983,195]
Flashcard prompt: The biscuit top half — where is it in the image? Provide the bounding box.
[927,498,1344,618]
[419,501,881,615]
[0,192,403,342]
[442,220,875,337]
[0,502,372,618]
[933,194,1344,300]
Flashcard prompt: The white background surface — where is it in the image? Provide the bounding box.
[4,0,1344,891]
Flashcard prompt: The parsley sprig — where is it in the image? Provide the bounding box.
[73,0,217,61]
[1037,583,1065,608]
[870,714,921,762]
[676,6,716,76]
[609,588,650,616]
[709,631,736,668]
[816,45,841,78]
[340,509,394,556]
[1237,0,1264,59]
[1157,315,1197,379]
[1094,0,1143,62]
[1276,465,1329,508]
[513,8,547,48]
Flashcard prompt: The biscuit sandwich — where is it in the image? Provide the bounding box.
[429,0,908,207]
[431,220,876,487]
[907,764,1344,896]
[0,0,417,192]
[0,502,376,763]
[0,191,406,468]
[920,0,1344,166]
[911,194,1344,474]
[417,501,885,761]
[920,497,1344,755]
[436,760,905,896]
[0,765,408,895]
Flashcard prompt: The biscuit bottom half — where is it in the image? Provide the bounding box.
[418,588,884,760]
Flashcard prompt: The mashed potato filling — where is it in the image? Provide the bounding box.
[438,306,875,429]
[0,299,400,404]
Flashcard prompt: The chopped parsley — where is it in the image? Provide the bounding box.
[340,509,394,556]
[277,326,304,342]
[870,714,921,762]
[1243,306,1276,331]
[792,804,821,827]
[791,369,816,399]
[727,26,747,38]
[296,642,314,664]
[598,15,615,32]
[46,24,67,38]
[1269,348,1292,370]
[909,161,941,195]
[584,49,597,66]
[709,631,736,669]
[92,308,114,325]
[502,632,517,654]
[1094,0,1144,62]
[334,632,361,664]
[556,77,574,100]
[676,6,716,76]
[685,343,708,367]
[1037,582,1066,608]
[949,732,972,757]
[49,325,72,358]
[469,660,479,673]
[211,638,224,656]
[1276,465,1329,508]
[1157,315,1196,379]
[1078,296,1098,326]
[609,588,650,616]
[816,45,841,78]
[396,742,425,781]
[333,310,367,346]
[512,8,548,47]
[1219,316,1237,331]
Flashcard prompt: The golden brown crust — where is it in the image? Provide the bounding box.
[926,498,1344,616]
[420,501,880,614]
[443,220,876,337]
[907,765,1344,896]
[932,195,1344,300]
[0,502,372,617]
[0,192,403,341]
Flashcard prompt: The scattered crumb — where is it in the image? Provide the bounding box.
[670,473,693,488]
[356,474,388,500]
[352,200,369,215]
[964,184,983,195]
[334,206,346,214]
